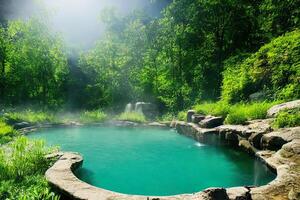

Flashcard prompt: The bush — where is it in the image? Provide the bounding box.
[193,101,276,125]
[177,111,187,121]
[224,102,275,124]
[222,30,300,103]
[0,120,17,144]
[5,110,56,123]
[79,110,107,123]
[273,108,300,128]
[0,137,59,199]
[0,176,59,200]
[117,112,146,123]
[193,101,231,118]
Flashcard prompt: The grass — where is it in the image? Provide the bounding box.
[0,137,59,199]
[193,101,278,125]
[79,110,108,123]
[0,120,18,145]
[193,101,231,118]
[4,110,56,124]
[273,108,300,128]
[117,112,146,123]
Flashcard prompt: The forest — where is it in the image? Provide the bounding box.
[0,0,298,112]
[0,0,300,199]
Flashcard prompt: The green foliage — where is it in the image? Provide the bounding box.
[193,102,231,118]
[79,110,108,123]
[194,101,276,124]
[117,112,146,123]
[5,110,55,123]
[273,108,300,128]
[222,30,300,103]
[224,102,276,124]
[1,18,68,107]
[0,120,17,144]
[157,113,175,122]
[0,137,59,199]
[0,176,59,200]
[177,111,187,121]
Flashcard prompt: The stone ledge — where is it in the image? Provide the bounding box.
[45,122,300,200]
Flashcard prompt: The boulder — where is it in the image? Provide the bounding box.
[199,116,223,128]
[192,114,205,123]
[267,99,300,117]
[135,102,158,119]
[261,127,300,151]
[239,140,257,155]
[187,110,196,122]
[248,132,264,149]
[13,122,31,129]
[226,187,251,200]
[202,188,229,200]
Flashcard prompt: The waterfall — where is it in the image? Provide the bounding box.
[124,103,133,113]
[135,102,144,114]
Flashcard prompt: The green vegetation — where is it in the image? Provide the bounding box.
[222,30,300,103]
[273,108,300,128]
[117,112,146,123]
[193,101,277,125]
[4,110,55,124]
[79,110,108,123]
[0,0,299,112]
[0,137,59,199]
[0,120,17,144]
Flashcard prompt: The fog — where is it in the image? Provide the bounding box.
[2,0,168,49]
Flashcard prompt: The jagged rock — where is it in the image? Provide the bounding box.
[246,119,273,133]
[249,132,264,149]
[217,125,251,138]
[267,99,300,117]
[226,187,251,200]
[192,114,205,123]
[13,122,32,129]
[148,122,167,128]
[202,188,229,200]
[225,131,239,146]
[187,110,196,122]
[200,116,223,128]
[239,140,257,155]
[261,127,300,151]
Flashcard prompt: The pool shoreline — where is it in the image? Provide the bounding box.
[38,120,300,200]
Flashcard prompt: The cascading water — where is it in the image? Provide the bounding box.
[124,103,133,113]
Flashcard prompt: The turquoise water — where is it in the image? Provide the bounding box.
[28,126,275,196]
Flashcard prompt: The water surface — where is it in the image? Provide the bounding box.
[28,126,275,196]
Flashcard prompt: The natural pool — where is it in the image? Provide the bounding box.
[28,126,276,196]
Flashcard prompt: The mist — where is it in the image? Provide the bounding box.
[1,0,169,49]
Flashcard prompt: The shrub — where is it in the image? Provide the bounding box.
[79,110,107,123]
[157,113,175,122]
[177,111,187,121]
[222,30,300,103]
[273,108,300,128]
[117,112,146,123]
[0,137,59,199]
[0,176,60,200]
[193,101,230,118]
[0,120,17,144]
[193,101,276,125]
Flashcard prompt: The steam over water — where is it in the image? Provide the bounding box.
[1,0,169,49]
